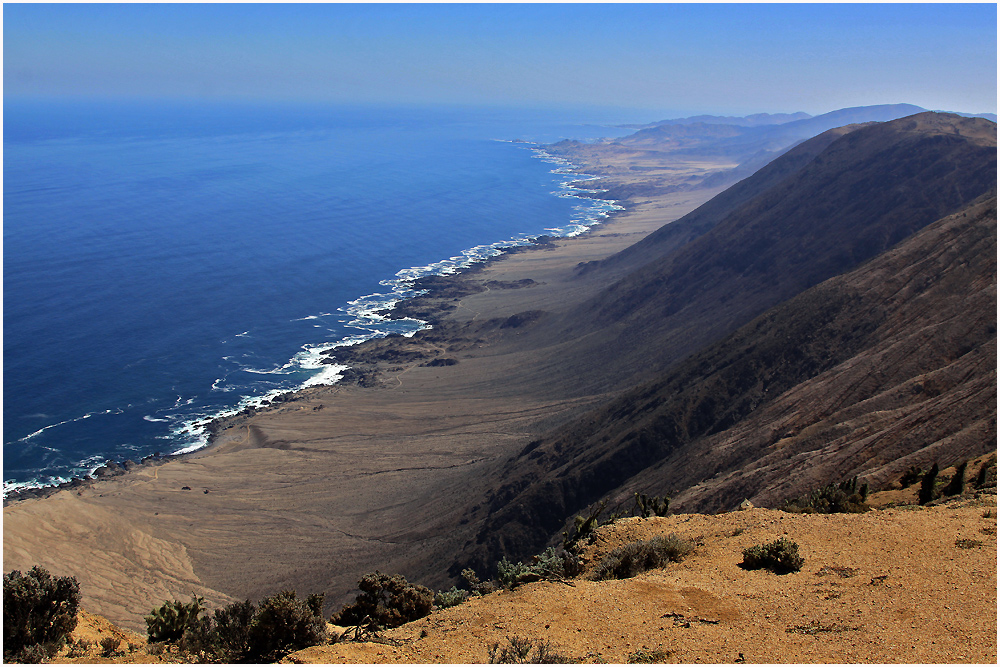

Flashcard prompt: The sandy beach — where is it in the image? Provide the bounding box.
[3,155,732,630]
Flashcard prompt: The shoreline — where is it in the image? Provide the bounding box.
[2,145,620,504]
[3,140,735,630]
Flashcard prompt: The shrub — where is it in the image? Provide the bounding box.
[66,638,92,658]
[531,547,583,580]
[563,500,612,551]
[590,533,694,581]
[496,547,583,590]
[497,557,535,589]
[900,466,924,487]
[212,599,256,661]
[11,643,51,664]
[99,636,122,658]
[782,477,868,514]
[332,572,433,629]
[434,586,469,609]
[3,566,81,661]
[179,614,219,659]
[919,462,940,505]
[628,647,673,663]
[247,590,327,663]
[145,596,204,643]
[634,493,670,518]
[975,457,996,488]
[461,568,498,596]
[487,635,573,664]
[942,460,968,496]
[740,538,804,574]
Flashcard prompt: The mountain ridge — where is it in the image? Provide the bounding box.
[449,113,997,574]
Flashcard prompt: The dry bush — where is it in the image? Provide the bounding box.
[590,533,693,581]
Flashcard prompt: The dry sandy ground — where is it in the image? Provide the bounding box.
[46,493,996,664]
[286,496,997,665]
[3,162,725,631]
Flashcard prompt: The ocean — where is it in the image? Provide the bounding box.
[3,99,636,496]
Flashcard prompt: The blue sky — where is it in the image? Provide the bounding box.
[4,3,996,116]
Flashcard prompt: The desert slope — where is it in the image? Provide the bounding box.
[42,492,997,664]
[293,496,997,664]
[454,176,996,573]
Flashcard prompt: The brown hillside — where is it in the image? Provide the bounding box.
[289,497,998,664]
[43,494,997,664]
[493,113,996,403]
[454,190,996,575]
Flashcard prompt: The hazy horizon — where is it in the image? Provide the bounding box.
[4,3,997,118]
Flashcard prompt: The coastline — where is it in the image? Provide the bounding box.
[2,145,618,503]
[3,143,736,630]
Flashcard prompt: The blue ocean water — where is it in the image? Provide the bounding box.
[4,100,634,495]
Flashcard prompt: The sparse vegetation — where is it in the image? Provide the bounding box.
[487,635,573,663]
[211,599,256,662]
[332,571,433,629]
[634,493,670,518]
[461,568,498,596]
[590,533,694,581]
[493,547,584,591]
[955,538,984,549]
[434,586,469,608]
[145,596,205,643]
[740,538,804,574]
[3,566,81,662]
[497,557,535,590]
[942,459,968,496]
[900,466,924,487]
[627,647,673,663]
[782,477,868,514]
[66,638,92,658]
[563,500,611,551]
[99,636,123,658]
[246,590,327,662]
[975,456,996,489]
[918,462,940,505]
[143,590,326,662]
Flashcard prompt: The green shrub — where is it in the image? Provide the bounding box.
[495,547,583,590]
[497,557,535,590]
[782,477,868,514]
[247,590,327,662]
[3,565,81,661]
[434,586,469,608]
[332,572,433,629]
[487,635,573,664]
[740,538,804,574]
[531,547,583,580]
[919,462,940,505]
[590,533,694,581]
[145,596,205,643]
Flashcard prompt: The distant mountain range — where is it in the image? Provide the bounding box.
[622,106,997,130]
[452,111,997,576]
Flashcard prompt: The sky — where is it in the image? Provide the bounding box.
[3,3,997,117]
